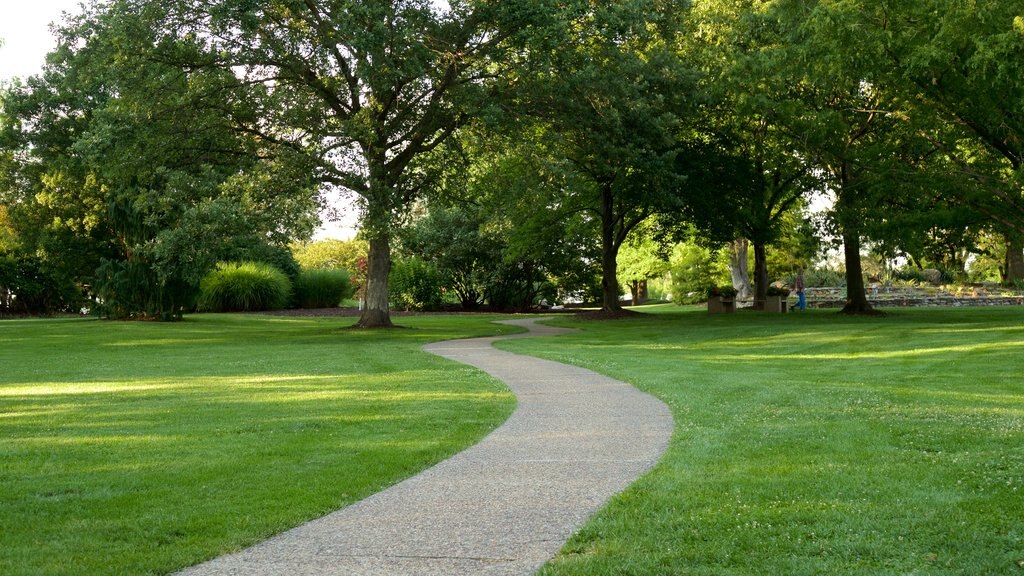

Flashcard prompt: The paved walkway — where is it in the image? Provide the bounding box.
[177,317,673,576]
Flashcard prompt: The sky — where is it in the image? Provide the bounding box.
[0,1,83,82]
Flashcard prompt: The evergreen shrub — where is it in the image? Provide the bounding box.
[197,261,292,312]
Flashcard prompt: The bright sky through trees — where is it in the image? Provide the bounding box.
[0,1,82,82]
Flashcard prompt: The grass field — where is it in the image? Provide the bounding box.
[4,307,1023,575]
[0,314,518,576]
[496,305,1024,576]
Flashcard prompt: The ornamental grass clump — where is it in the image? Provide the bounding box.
[198,261,292,312]
[294,268,354,309]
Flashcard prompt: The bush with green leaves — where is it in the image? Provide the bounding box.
[780,268,847,288]
[93,258,195,321]
[291,239,368,272]
[390,258,444,311]
[889,267,929,285]
[197,261,292,312]
[294,268,354,309]
[0,255,82,316]
[670,243,731,304]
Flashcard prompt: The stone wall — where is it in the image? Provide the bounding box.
[791,286,1024,309]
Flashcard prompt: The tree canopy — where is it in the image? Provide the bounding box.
[2,0,1022,319]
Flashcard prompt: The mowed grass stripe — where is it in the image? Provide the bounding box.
[0,314,518,576]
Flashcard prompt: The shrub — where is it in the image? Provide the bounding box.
[390,258,444,311]
[291,239,368,272]
[890,267,929,285]
[781,268,846,288]
[197,261,292,312]
[294,268,354,309]
[0,255,82,316]
[707,285,739,298]
[236,243,301,283]
[670,243,730,305]
[93,259,195,321]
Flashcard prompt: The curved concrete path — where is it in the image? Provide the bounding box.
[177,317,673,576]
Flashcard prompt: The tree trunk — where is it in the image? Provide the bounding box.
[1005,233,1024,285]
[752,240,768,310]
[840,228,875,314]
[600,184,622,312]
[730,238,752,300]
[638,279,648,303]
[835,159,876,315]
[629,281,640,305]
[356,234,394,328]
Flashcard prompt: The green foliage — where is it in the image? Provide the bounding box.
[0,255,82,316]
[399,203,501,309]
[618,232,671,286]
[389,258,444,312]
[197,262,292,313]
[0,6,319,322]
[889,267,930,285]
[92,258,195,321]
[0,205,18,254]
[707,285,738,298]
[779,268,847,288]
[293,269,353,309]
[292,239,368,273]
[232,242,301,283]
[670,243,731,304]
[398,201,557,310]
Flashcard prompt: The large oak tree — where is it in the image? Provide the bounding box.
[142,0,559,326]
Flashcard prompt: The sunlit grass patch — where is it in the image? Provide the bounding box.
[501,306,1024,576]
[0,313,518,576]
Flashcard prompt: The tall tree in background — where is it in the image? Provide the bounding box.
[681,0,818,305]
[776,0,1024,303]
[1,3,320,318]
[876,1,1024,282]
[526,0,694,312]
[142,0,560,327]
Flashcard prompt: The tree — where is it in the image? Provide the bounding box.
[523,0,694,312]
[875,1,1024,282]
[772,0,1024,302]
[398,202,502,309]
[292,239,369,272]
[1,2,318,319]
[135,0,561,327]
[679,0,823,307]
[617,228,671,304]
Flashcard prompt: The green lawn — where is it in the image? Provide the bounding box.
[0,313,518,576]
[496,305,1024,576]
[5,307,1023,576]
